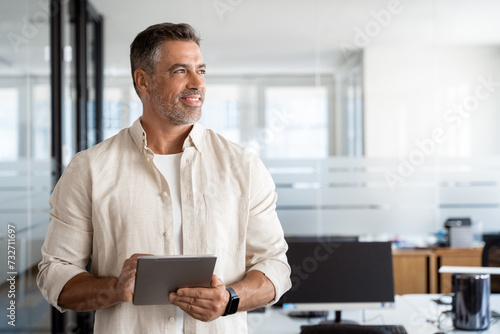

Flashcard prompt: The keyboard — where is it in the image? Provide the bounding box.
[364,325,408,334]
[300,323,408,334]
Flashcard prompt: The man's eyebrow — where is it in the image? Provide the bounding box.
[168,63,206,71]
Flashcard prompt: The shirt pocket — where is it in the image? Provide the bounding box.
[200,194,249,254]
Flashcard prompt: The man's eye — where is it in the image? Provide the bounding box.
[174,69,185,74]
[198,69,206,75]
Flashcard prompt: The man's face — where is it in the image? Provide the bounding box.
[149,41,206,126]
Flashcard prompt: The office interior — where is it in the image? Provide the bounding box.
[1,0,500,333]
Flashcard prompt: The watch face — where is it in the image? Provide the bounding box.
[224,287,240,315]
[229,295,239,314]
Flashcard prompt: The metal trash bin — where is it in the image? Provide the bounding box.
[452,273,491,330]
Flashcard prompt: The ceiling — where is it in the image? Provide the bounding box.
[91,0,500,76]
[1,0,500,76]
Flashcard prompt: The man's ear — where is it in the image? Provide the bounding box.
[134,69,151,96]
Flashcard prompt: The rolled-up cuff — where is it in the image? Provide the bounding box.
[249,260,292,305]
[38,262,87,313]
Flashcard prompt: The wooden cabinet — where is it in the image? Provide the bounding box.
[392,247,482,295]
[434,247,483,294]
[393,249,436,294]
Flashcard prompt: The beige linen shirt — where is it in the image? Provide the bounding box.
[37,118,291,334]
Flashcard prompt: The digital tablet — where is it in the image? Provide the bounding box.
[133,254,217,306]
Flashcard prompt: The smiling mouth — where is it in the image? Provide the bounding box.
[180,91,204,107]
[181,96,202,107]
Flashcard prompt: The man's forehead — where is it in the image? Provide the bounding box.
[159,41,203,61]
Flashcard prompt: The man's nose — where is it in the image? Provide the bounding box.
[187,71,204,90]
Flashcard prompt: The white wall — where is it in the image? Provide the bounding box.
[364,45,500,157]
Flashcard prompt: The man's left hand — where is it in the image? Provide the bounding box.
[168,274,230,322]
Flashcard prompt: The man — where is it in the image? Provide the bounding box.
[37,22,291,333]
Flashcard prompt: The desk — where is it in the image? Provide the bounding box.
[248,294,500,334]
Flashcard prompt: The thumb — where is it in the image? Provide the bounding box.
[211,274,224,288]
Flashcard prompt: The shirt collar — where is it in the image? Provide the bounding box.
[129,117,205,155]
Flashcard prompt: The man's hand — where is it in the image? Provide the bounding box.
[115,253,151,303]
[58,253,151,311]
[168,275,229,322]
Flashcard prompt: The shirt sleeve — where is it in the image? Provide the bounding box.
[245,154,292,304]
[36,152,93,312]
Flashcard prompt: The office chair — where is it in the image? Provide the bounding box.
[301,324,394,334]
[482,236,500,293]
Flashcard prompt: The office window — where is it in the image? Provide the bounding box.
[129,86,142,125]
[101,79,330,159]
[342,68,363,157]
[0,88,19,160]
[263,86,328,159]
[103,87,125,139]
[201,84,241,143]
[33,84,51,160]
[102,85,142,140]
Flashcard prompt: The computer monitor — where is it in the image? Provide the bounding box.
[281,238,395,322]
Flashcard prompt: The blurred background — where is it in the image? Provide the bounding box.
[1,0,500,332]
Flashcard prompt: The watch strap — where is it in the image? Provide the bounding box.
[222,287,239,316]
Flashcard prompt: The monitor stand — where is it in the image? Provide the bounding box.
[319,311,358,325]
[287,311,329,319]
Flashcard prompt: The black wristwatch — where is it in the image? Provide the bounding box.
[222,287,239,316]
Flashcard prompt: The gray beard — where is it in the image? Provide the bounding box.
[151,92,202,126]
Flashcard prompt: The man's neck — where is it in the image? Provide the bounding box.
[140,114,193,155]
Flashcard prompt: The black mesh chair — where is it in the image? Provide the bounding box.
[301,324,394,334]
[482,236,500,293]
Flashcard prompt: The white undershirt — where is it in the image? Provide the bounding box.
[153,152,183,334]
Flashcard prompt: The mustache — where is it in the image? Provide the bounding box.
[179,90,204,100]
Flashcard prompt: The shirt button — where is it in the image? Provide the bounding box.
[162,191,168,197]
[168,316,174,322]
[146,157,151,161]
[164,232,169,237]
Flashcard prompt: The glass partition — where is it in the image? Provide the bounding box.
[0,0,52,332]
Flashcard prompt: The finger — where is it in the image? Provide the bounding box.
[117,268,138,302]
[210,275,218,288]
[119,264,137,281]
[118,253,153,301]
[169,294,210,316]
[175,287,211,300]
[169,294,213,306]
[123,253,154,272]
[171,295,213,309]
[181,306,210,321]
[174,276,224,300]
[171,299,216,322]
[120,261,138,281]
[129,253,154,262]
[210,274,225,288]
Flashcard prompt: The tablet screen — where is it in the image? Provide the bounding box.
[133,255,217,306]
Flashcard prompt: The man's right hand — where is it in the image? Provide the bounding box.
[58,253,152,311]
[115,253,151,302]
